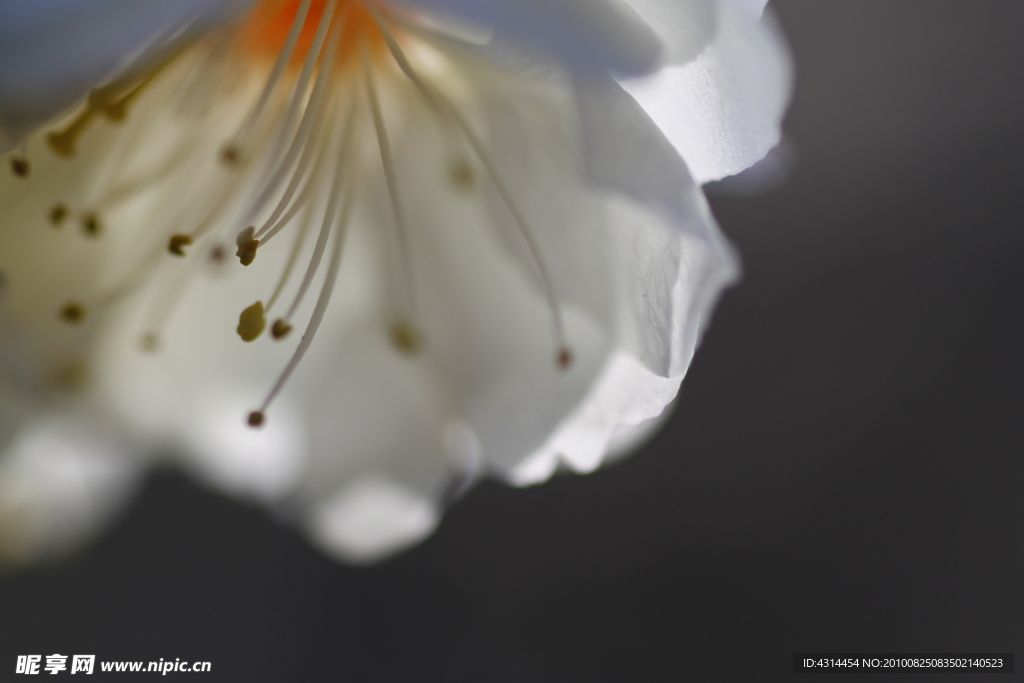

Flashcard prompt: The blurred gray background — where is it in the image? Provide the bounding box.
[2,1,1022,680]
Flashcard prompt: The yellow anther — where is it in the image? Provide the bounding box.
[557,346,574,371]
[10,157,29,178]
[59,301,87,324]
[168,234,193,257]
[235,226,260,266]
[236,300,267,342]
[81,212,101,238]
[247,411,265,428]
[49,203,68,226]
[449,160,475,190]
[87,89,124,122]
[389,320,423,356]
[46,109,96,158]
[271,319,293,340]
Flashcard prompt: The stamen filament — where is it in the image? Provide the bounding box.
[265,201,315,312]
[364,43,417,321]
[250,139,358,426]
[251,12,343,241]
[282,97,357,323]
[370,9,572,366]
[224,0,313,162]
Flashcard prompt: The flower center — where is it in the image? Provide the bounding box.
[240,0,389,67]
[3,0,575,427]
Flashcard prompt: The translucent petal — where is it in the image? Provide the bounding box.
[622,3,792,183]
[404,0,663,76]
[0,0,249,151]
[0,416,140,565]
[619,0,717,65]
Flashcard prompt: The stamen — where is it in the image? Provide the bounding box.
[237,300,267,342]
[49,203,69,226]
[249,9,342,242]
[47,48,182,157]
[257,95,346,248]
[249,142,357,426]
[271,319,293,340]
[449,159,475,190]
[364,45,417,322]
[389,320,423,356]
[223,0,313,165]
[265,203,316,313]
[59,301,87,324]
[81,212,102,238]
[8,142,29,177]
[168,234,194,256]
[277,96,357,327]
[370,11,573,369]
[247,0,336,186]
[47,109,97,158]
[236,226,260,266]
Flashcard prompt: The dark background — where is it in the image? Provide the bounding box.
[2,2,1022,680]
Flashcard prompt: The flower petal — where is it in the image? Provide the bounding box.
[0,0,249,151]
[619,0,717,65]
[403,0,663,77]
[0,416,140,565]
[622,3,792,183]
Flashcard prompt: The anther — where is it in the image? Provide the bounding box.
[55,361,89,391]
[46,108,96,158]
[49,203,68,226]
[10,157,29,178]
[59,301,87,324]
[449,160,475,190]
[140,333,160,352]
[389,321,423,356]
[209,245,226,263]
[81,212,101,238]
[271,319,293,340]
[168,234,193,257]
[236,226,260,266]
[557,346,574,371]
[237,301,267,342]
[247,411,266,428]
[220,144,242,167]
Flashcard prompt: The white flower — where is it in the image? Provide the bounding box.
[0,0,791,564]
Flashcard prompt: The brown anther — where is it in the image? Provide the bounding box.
[389,321,424,357]
[221,144,242,167]
[55,361,89,391]
[271,319,293,340]
[87,90,123,122]
[59,301,87,324]
[247,411,265,428]
[10,157,29,178]
[168,234,193,257]
[557,346,574,371]
[235,226,259,266]
[46,131,77,158]
[209,244,226,263]
[48,203,68,226]
[81,212,101,238]
[450,160,475,190]
[236,301,266,342]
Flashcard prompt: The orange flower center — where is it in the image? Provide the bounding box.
[239,0,390,67]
